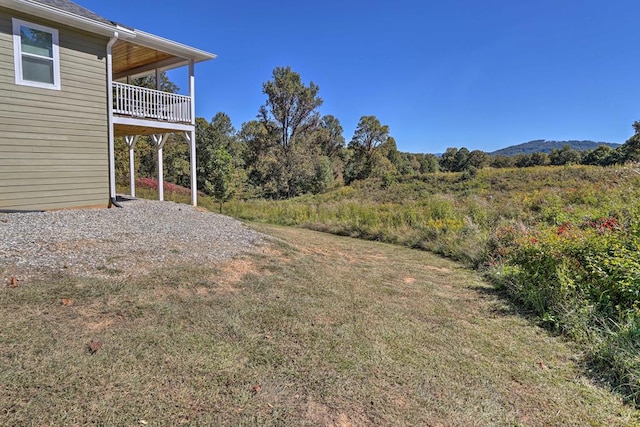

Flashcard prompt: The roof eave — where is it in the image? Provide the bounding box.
[0,1,218,62]
[133,30,216,63]
[0,0,135,38]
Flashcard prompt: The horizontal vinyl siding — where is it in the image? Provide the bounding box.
[0,95,107,121]
[0,8,110,210]
[0,106,104,127]
[0,166,105,181]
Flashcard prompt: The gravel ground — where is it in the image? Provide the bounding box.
[0,197,265,281]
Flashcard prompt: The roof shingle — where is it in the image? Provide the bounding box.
[28,0,116,26]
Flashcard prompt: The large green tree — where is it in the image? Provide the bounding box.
[345,115,392,183]
[196,113,245,198]
[619,121,640,162]
[549,144,582,165]
[416,153,439,173]
[259,66,323,150]
[453,147,470,171]
[467,149,489,170]
[242,66,327,198]
[349,115,390,154]
[439,147,458,172]
[316,115,345,158]
[582,145,616,166]
[439,147,488,172]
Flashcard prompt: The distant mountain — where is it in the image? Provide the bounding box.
[490,140,621,157]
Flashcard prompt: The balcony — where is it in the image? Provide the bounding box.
[112,81,192,124]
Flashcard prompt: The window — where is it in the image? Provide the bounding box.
[12,18,60,90]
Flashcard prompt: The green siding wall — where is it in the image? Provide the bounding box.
[0,8,109,210]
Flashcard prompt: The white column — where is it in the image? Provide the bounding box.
[185,131,197,206]
[125,135,139,197]
[188,60,197,206]
[129,147,136,197]
[151,134,167,201]
[158,146,164,201]
[189,60,195,124]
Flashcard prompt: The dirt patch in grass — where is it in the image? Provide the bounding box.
[305,399,368,427]
[85,318,116,333]
[425,265,450,272]
[218,258,260,289]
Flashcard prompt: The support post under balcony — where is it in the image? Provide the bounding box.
[151,134,168,201]
[188,59,197,207]
[125,135,139,197]
[184,131,197,206]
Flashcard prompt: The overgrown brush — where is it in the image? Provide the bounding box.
[494,209,640,402]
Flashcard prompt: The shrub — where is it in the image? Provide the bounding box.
[496,212,640,403]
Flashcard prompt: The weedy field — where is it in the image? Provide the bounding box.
[1,225,638,425]
[225,164,640,404]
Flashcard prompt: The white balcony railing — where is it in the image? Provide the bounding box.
[112,82,192,123]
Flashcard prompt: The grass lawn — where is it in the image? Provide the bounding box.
[1,224,637,425]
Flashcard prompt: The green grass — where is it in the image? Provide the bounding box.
[1,225,637,425]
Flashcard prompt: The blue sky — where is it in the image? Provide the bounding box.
[80,0,639,154]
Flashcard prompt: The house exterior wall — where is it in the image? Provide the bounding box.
[0,7,109,210]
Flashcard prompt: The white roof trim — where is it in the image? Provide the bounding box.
[0,0,216,61]
[133,30,216,62]
[0,0,135,38]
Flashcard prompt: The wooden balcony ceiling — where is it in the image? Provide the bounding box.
[112,40,175,76]
[114,122,189,137]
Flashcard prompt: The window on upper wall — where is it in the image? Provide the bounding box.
[12,18,61,90]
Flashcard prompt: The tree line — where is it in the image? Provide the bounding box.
[115,67,640,204]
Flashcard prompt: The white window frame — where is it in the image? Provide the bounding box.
[12,18,61,90]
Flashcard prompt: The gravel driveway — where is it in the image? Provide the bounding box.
[0,197,265,281]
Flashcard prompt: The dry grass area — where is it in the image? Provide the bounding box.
[1,224,638,425]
